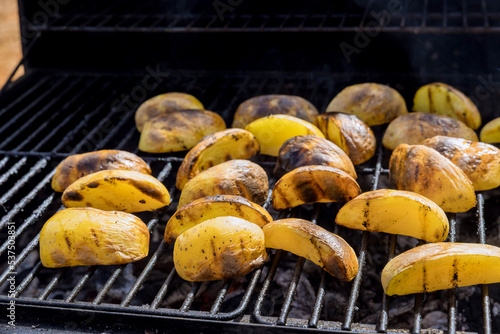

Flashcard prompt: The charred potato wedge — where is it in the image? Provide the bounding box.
[382,112,479,150]
[274,135,356,179]
[382,242,500,296]
[135,92,204,132]
[165,195,272,244]
[232,94,319,128]
[336,189,449,242]
[176,129,259,190]
[174,216,267,281]
[272,165,361,210]
[178,160,269,208]
[139,110,226,153]
[422,136,500,191]
[480,117,500,143]
[389,144,476,213]
[62,170,171,213]
[413,82,481,130]
[325,83,408,126]
[315,112,376,165]
[245,114,325,156]
[263,218,358,281]
[51,150,151,192]
[40,207,149,268]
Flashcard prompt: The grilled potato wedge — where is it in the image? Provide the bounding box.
[389,144,476,213]
[480,117,500,143]
[325,83,407,126]
[382,112,479,150]
[165,195,272,244]
[232,94,319,128]
[52,150,152,192]
[174,216,267,281]
[40,207,149,268]
[135,92,204,132]
[62,170,171,213]
[336,189,449,242]
[315,112,376,165]
[176,129,259,190]
[413,82,481,130]
[178,160,269,208]
[272,166,361,210]
[382,242,500,296]
[274,135,356,179]
[263,218,358,281]
[139,110,226,153]
[422,136,500,191]
[244,114,325,156]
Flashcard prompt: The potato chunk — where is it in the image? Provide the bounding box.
[480,117,500,143]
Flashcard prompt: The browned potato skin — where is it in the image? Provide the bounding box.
[274,135,356,179]
[232,95,319,128]
[383,112,479,150]
[51,150,151,192]
[326,83,408,126]
[422,136,500,191]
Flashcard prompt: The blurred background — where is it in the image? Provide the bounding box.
[0,0,23,85]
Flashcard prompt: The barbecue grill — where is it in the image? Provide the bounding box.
[2,0,500,333]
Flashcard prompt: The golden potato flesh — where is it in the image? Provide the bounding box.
[274,135,356,179]
[51,150,151,192]
[135,92,204,132]
[325,83,408,126]
[178,160,269,208]
[336,189,449,242]
[232,94,319,128]
[382,242,500,296]
[382,112,478,151]
[272,166,361,210]
[165,195,272,244]
[244,114,325,156]
[263,218,358,281]
[138,110,226,153]
[174,216,267,281]
[412,82,481,130]
[40,207,149,268]
[176,128,259,190]
[422,136,500,191]
[315,112,376,165]
[389,144,476,213]
[480,117,500,143]
[62,170,171,213]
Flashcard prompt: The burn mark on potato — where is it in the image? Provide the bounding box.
[451,258,459,288]
[128,179,165,202]
[64,191,83,201]
[296,178,319,204]
[64,236,71,249]
[90,228,100,247]
[87,181,99,188]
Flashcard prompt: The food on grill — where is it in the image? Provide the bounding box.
[382,112,479,150]
[262,218,358,281]
[40,207,149,268]
[314,112,376,165]
[381,242,500,296]
[244,114,325,156]
[335,189,449,242]
[232,94,319,128]
[412,82,481,130]
[480,117,500,143]
[164,195,272,244]
[389,144,476,213]
[325,83,408,126]
[138,110,226,153]
[135,92,204,132]
[272,166,361,210]
[176,128,259,190]
[174,216,267,281]
[62,170,171,213]
[422,136,500,191]
[274,135,356,179]
[51,150,152,192]
[178,159,269,208]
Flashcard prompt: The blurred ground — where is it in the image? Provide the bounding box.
[0,0,23,85]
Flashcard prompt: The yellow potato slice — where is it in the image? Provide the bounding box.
[382,242,500,296]
[336,189,449,242]
[40,207,149,268]
[62,170,171,213]
[262,218,358,281]
[480,117,500,143]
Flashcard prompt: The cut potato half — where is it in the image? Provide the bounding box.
[480,117,500,143]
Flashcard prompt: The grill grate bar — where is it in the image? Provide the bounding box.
[150,267,177,310]
[210,280,232,315]
[477,193,492,334]
[0,159,47,206]
[38,268,69,301]
[14,261,43,298]
[308,271,326,328]
[65,266,99,303]
[0,77,49,118]
[0,231,40,287]
[376,234,397,333]
[412,292,424,334]
[180,282,202,312]
[447,214,457,334]
[0,157,26,188]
